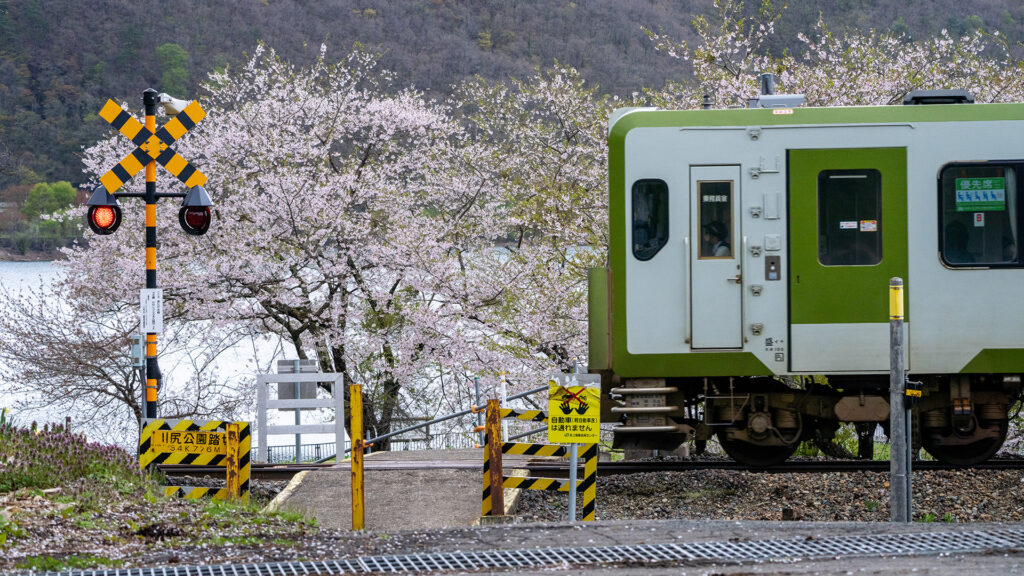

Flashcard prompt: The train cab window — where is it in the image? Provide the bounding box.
[817,169,882,266]
[698,180,733,259]
[940,164,1020,267]
[632,179,669,261]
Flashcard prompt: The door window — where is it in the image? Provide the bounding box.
[698,180,734,259]
[817,169,882,266]
[632,179,669,261]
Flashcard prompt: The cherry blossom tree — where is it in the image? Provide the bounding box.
[69,46,618,448]
[0,278,253,444]
[644,0,1024,108]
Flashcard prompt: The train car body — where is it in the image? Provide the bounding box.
[589,97,1024,466]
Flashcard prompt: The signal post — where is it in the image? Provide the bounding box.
[87,88,214,419]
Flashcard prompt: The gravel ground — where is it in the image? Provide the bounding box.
[4,465,1024,571]
[516,468,1024,523]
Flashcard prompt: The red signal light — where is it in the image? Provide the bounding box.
[87,205,122,235]
[178,206,211,236]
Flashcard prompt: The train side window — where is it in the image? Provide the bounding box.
[632,179,669,261]
[940,164,1019,267]
[817,169,882,266]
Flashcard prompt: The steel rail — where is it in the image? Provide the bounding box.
[526,458,1024,476]
[158,458,1024,482]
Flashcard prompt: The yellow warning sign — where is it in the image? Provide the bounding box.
[548,374,601,444]
[151,430,228,455]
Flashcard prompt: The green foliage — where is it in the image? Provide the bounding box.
[0,417,154,509]
[156,43,189,97]
[7,180,80,250]
[863,499,879,511]
[16,554,122,571]
[21,180,75,220]
[477,30,493,51]
[0,515,27,546]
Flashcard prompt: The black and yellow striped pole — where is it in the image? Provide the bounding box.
[580,443,597,521]
[142,89,161,419]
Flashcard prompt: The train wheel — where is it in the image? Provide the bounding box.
[921,419,1008,466]
[715,429,799,467]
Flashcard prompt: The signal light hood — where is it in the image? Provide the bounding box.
[181,185,213,208]
[86,186,120,207]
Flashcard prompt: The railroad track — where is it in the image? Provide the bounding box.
[527,458,1024,476]
[158,462,334,480]
[158,458,1024,481]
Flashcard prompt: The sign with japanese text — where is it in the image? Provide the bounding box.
[956,177,1005,212]
[140,288,163,333]
[547,373,601,444]
[151,429,227,455]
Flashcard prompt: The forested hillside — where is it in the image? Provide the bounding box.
[1,0,1022,190]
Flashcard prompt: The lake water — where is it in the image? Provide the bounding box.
[0,260,337,448]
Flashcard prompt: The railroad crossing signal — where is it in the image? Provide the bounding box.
[96,98,207,192]
[86,88,216,421]
[86,93,213,238]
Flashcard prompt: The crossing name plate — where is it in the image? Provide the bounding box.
[151,429,227,455]
[548,373,601,444]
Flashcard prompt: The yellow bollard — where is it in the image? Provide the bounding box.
[350,384,365,530]
[226,423,240,500]
[486,399,504,516]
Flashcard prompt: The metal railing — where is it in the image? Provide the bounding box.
[316,384,548,462]
[265,442,341,463]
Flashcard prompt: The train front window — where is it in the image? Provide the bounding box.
[817,169,883,266]
[940,164,1019,267]
[632,179,669,261]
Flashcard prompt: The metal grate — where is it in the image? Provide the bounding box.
[42,528,1024,576]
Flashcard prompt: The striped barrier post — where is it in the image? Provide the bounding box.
[478,401,598,522]
[480,399,505,517]
[580,443,597,521]
[140,418,250,502]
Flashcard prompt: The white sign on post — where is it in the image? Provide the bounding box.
[140,289,163,333]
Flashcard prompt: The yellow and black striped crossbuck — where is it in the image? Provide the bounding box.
[97,99,208,192]
[140,418,250,502]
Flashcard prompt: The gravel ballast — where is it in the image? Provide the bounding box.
[516,467,1024,523]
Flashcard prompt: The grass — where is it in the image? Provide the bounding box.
[16,554,123,571]
[0,410,157,510]
[0,408,323,570]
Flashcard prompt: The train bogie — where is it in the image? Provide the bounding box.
[590,93,1024,466]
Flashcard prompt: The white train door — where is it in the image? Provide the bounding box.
[690,166,743,348]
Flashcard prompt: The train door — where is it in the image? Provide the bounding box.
[787,148,908,371]
[690,165,742,348]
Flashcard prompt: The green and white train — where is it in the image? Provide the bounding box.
[588,89,1024,466]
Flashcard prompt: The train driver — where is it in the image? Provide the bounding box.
[702,220,731,257]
